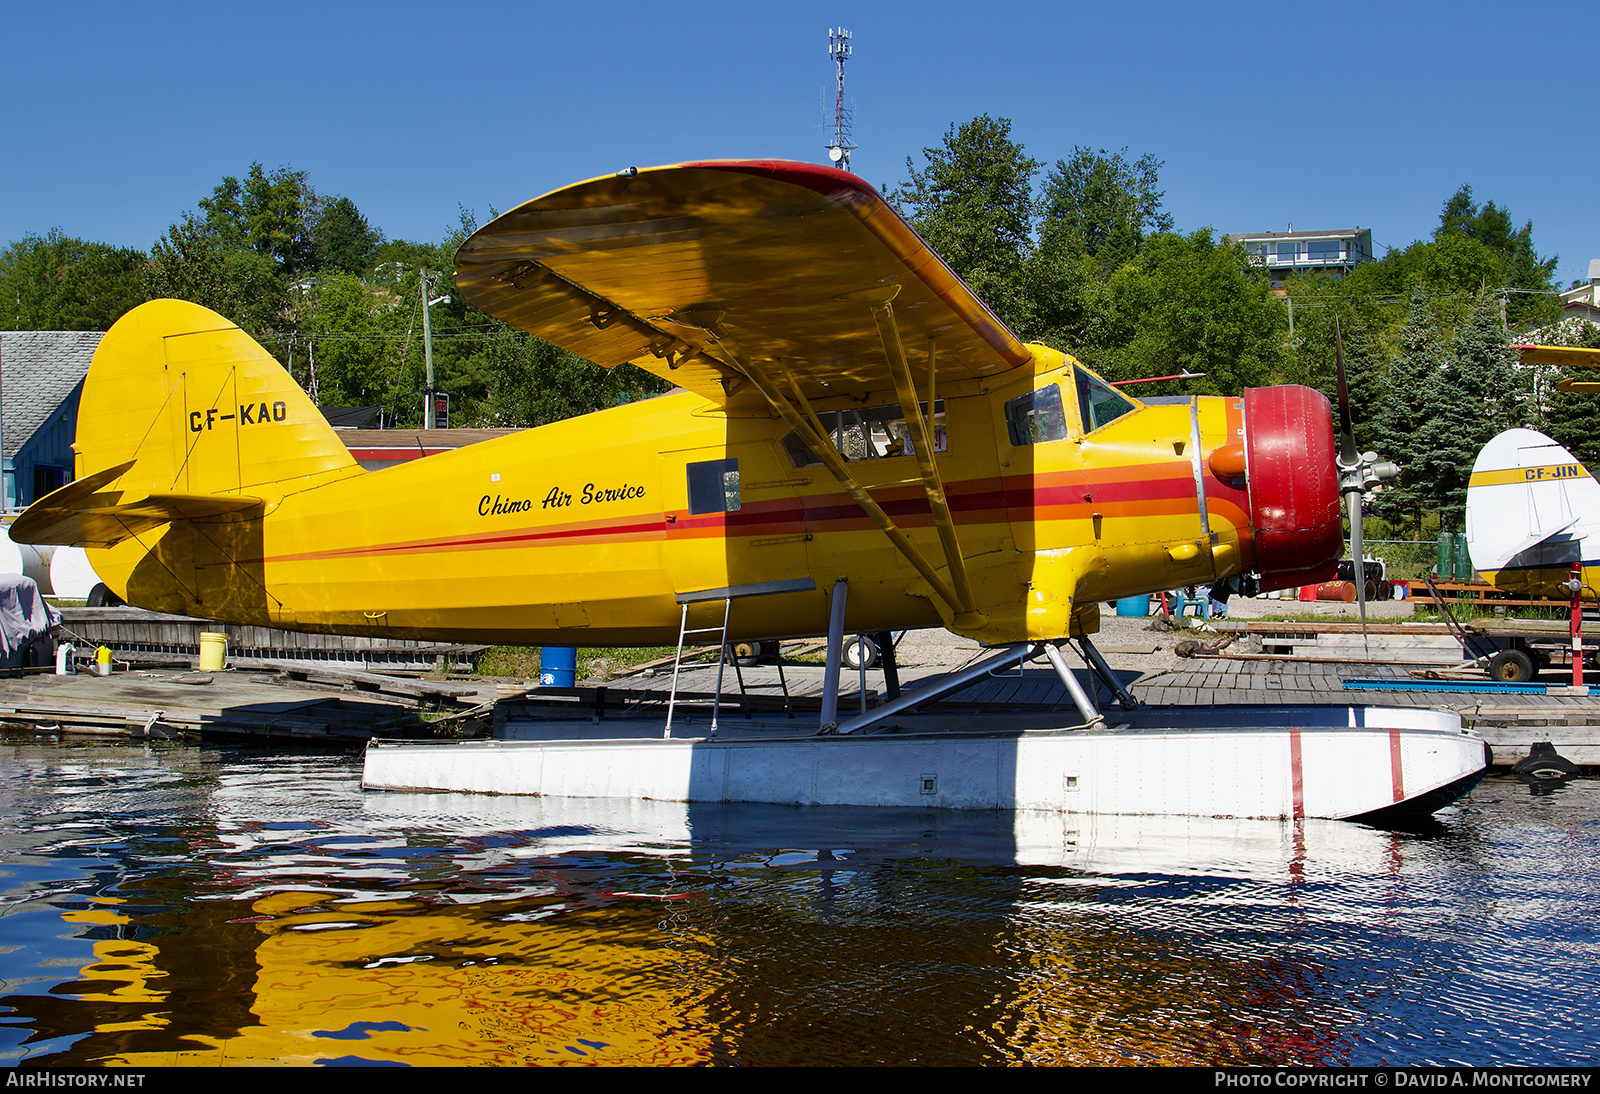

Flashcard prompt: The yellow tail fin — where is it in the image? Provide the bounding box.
[13,299,362,614]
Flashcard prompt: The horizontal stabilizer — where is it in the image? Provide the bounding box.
[1487,519,1580,573]
[12,462,262,548]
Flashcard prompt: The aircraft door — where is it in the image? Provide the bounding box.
[660,442,814,638]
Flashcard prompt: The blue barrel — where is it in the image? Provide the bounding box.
[1115,595,1151,618]
[539,646,577,687]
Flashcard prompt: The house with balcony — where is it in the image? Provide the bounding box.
[1225,227,1375,289]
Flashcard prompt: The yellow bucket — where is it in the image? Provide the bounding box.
[198,631,228,672]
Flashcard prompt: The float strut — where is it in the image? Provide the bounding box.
[1078,634,1140,710]
[836,643,1037,736]
[1043,642,1105,727]
[820,579,848,732]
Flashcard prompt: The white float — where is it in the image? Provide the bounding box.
[363,704,1487,822]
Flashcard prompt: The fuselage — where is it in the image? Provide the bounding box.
[87,346,1261,646]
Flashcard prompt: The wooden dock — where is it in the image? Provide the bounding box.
[6,621,1596,768]
[503,650,1600,769]
[57,606,485,671]
[0,670,439,742]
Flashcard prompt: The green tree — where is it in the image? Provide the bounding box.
[1416,293,1522,525]
[196,163,322,278]
[0,229,149,330]
[1453,291,1526,436]
[316,197,382,276]
[148,210,289,335]
[302,272,401,406]
[887,115,1039,330]
[480,330,669,428]
[1368,291,1449,534]
[1290,306,1388,435]
[1433,184,1558,326]
[1027,230,1287,394]
[1039,146,1173,269]
[1098,231,1287,393]
[1540,322,1600,467]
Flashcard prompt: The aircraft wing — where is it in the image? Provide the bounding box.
[1513,345,1600,368]
[1514,345,1600,393]
[454,160,1033,402]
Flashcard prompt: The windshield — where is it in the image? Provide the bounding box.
[1074,366,1137,434]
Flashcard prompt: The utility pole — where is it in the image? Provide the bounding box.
[826,28,856,172]
[420,271,451,428]
[421,270,437,429]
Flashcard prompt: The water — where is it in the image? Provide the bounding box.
[0,735,1596,1066]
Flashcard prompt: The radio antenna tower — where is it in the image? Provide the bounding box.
[826,27,855,171]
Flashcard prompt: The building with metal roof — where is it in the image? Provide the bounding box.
[0,331,102,510]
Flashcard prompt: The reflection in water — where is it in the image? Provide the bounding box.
[0,738,1595,1066]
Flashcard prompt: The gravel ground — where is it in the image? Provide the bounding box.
[886,591,1430,683]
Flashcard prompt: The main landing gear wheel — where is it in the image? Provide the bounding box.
[726,641,780,667]
[85,583,124,608]
[1487,649,1536,683]
[843,635,879,670]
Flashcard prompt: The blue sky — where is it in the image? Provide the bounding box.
[4,1,1596,287]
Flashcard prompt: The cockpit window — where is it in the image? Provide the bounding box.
[782,401,945,467]
[1074,366,1137,433]
[1004,384,1069,446]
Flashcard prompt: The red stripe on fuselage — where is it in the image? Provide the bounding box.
[252,464,1223,565]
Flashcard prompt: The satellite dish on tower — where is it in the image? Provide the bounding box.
[828,147,843,163]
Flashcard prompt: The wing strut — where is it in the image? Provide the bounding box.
[842,285,978,618]
[683,318,976,622]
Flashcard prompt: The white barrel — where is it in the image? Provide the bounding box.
[0,524,53,594]
[49,548,102,601]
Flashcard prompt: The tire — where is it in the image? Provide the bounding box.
[1488,649,1536,683]
[843,635,879,670]
[85,583,124,608]
[1512,742,1581,780]
[727,642,761,667]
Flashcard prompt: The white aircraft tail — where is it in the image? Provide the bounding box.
[1465,428,1598,580]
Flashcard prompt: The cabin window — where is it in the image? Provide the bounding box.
[782,402,945,468]
[1074,366,1136,434]
[1005,385,1069,446]
[687,458,740,514]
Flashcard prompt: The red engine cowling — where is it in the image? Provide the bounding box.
[1242,385,1343,592]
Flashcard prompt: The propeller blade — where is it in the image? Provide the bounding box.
[1349,488,1369,658]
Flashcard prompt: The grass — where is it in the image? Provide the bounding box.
[473,645,677,682]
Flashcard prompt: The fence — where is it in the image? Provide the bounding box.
[1360,540,1446,583]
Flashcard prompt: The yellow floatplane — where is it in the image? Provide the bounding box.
[13,161,1485,819]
